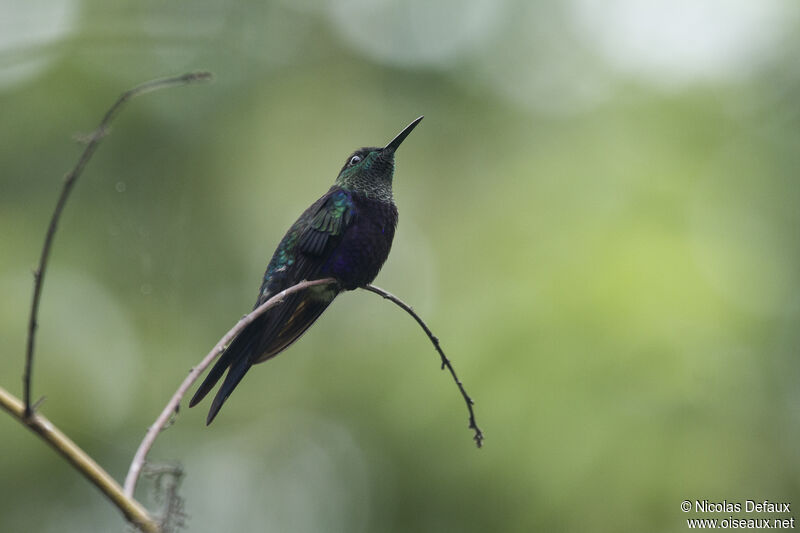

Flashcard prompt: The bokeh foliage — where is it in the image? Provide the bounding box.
[2,1,799,532]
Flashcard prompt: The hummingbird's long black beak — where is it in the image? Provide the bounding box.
[384,116,423,153]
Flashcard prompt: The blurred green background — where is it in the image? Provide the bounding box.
[2,1,800,532]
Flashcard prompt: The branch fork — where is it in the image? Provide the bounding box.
[6,69,482,533]
[9,71,212,533]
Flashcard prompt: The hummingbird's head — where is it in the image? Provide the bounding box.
[335,116,423,201]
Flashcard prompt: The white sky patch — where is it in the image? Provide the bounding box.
[327,0,501,67]
[0,0,78,89]
[570,0,796,88]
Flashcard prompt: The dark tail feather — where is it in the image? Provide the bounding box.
[189,318,262,409]
[190,288,338,424]
[189,348,232,409]
[205,356,253,425]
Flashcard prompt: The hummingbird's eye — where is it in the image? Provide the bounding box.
[349,155,362,166]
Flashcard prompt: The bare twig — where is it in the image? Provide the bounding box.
[126,276,480,499]
[0,386,160,533]
[124,277,339,497]
[364,284,484,448]
[23,71,213,417]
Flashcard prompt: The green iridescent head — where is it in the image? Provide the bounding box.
[335,116,423,201]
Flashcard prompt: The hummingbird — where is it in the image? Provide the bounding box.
[189,116,424,424]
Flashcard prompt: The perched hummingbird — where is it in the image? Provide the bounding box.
[189,116,423,424]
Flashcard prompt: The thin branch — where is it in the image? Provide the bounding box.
[363,284,484,448]
[0,386,160,533]
[124,277,339,497]
[23,71,213,417]
[126,277,480,498]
